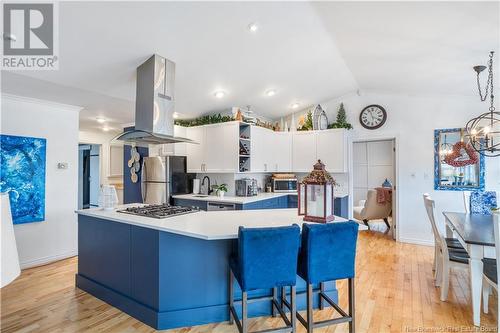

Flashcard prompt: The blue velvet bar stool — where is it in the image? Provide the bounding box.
[229,225,301,333]
[470,191,497,215]
[294,222,359,333]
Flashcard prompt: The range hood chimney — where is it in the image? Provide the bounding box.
[114,55,196,145]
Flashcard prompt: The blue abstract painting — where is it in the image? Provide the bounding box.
[0,135,46,224]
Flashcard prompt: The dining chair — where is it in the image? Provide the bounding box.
[423,194,469,301]
[481,212,500,332]
[470,191,498,215]
[463,191,471,213]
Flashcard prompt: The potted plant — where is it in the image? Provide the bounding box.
[214,184,228,198]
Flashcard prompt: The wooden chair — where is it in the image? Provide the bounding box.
[481,213,500,332]
[423,194,469,301]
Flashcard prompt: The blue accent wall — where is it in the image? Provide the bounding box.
[123,126,149,204]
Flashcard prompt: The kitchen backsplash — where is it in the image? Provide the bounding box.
[194,172,348,197]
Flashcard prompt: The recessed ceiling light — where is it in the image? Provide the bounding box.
[265,89,277,97]
[102,126,110,132]
[96,117,106,123]
[173,112,179,119]
[291,103,300,109]
[248,23,259,32]
[214,91,226,99]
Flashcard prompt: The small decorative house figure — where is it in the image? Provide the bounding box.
[298,160,337,223]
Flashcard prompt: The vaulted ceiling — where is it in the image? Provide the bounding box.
[2,1,498,132]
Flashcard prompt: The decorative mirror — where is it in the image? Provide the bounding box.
[434,128,485,191]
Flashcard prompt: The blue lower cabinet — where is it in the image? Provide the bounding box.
[173,199,208,211]
[334,196,349,219]
[287,195,298,208]
[76,215,338,330]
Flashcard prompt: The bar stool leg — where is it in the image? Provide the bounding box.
[281,286,286,310]
[272,287,278,317]
[319,282,325,310]
[242,291,248,333]
[229,269,234,325]
[349,278,355,333]
[290,286,297,333]
[306,284,313,333]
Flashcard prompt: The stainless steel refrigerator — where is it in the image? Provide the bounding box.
[141,156,194,204]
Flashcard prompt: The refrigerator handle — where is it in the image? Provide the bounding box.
[166,157,170,202]
[141,160,147,203]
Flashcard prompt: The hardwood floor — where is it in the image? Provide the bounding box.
[1,226,497,332]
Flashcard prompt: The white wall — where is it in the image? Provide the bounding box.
[283,91,500,245]
[1,94,81,268]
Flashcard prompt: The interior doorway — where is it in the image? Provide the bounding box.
[352,139,397,238]
[78,144,101,209]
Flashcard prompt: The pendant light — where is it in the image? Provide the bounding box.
[465,51,500,157]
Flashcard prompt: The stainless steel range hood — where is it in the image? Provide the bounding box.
[114,55,196,145]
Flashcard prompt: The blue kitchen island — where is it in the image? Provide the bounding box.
[75,207,362,330]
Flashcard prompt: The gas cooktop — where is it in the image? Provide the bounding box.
[117,204,199,219]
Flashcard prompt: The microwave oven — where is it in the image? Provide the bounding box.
[272,178,298,193]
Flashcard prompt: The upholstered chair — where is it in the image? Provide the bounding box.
[295,222,359,333]
[353,189,392,229]
[229,225,301,333]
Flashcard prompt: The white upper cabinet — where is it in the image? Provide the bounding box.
[186,126,205,173]
[316,129,348,173]
[185,122,347,174]
[292,131,317,172]
[250,125,268,172]
[273,132,292,172]
[161,125,188,156]
[186,122,239,173]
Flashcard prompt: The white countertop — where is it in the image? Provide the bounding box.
[76,205,367,240]
[172,192,348,205]
[172,192,295,204]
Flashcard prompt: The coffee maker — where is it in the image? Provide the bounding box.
[235,178,258,197]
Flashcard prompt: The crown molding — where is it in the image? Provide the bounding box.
[1,93,83,112]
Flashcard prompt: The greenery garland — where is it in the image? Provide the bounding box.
[174,113,233,127]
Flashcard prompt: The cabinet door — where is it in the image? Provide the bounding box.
[204,125,226,172]
[161,125,187,156]
[273,132,292,172]
[292,132,317,172]
[250,126,266,172]
[186,126,205,172]
[316,129,347,173]
[221,122,239,172]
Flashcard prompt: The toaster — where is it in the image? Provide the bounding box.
[235,178,258,197]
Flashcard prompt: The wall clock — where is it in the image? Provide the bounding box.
[359,105,387,130]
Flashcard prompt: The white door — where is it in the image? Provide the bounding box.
[274,132,292,172]
[316,129,347,173]
[186,126,205,172]
[292,132,317,172]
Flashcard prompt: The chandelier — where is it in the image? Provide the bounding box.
[465,51,500,157]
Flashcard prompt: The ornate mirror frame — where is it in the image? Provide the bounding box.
[434,128,485,191]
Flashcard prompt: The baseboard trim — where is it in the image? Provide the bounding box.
[20,250,78,269]
[399,237,434,247]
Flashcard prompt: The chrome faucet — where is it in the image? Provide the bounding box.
[202,176,213,195]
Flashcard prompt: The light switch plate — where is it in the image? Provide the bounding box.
[57,162,68,169]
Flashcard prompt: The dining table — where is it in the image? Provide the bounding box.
[443,212,496,327]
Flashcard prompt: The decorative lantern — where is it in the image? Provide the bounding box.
[298,160,337,223]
